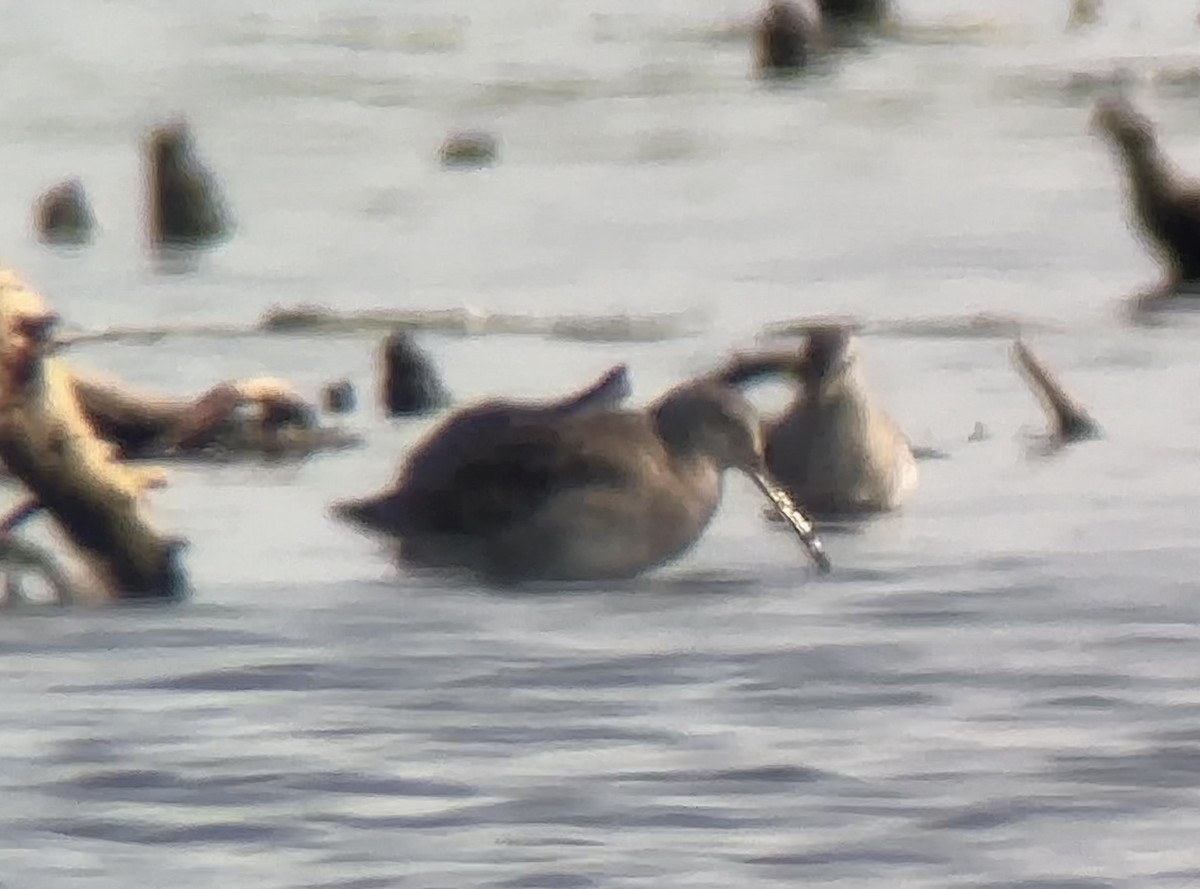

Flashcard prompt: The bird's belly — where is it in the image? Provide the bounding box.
[499,482,720,582]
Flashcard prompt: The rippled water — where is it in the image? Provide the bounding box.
[4,0,1200,886]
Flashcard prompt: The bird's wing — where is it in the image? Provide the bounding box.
[408,416,639,537]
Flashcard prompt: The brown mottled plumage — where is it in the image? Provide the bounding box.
[334,374,828,583]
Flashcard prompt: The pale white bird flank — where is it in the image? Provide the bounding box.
[715,325,917,518]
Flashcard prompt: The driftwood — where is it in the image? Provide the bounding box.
[68,372,360,463]
[0,525,79,606]
[0,271,185,600]
[1012,340,1101,445]
[0,371,359,477]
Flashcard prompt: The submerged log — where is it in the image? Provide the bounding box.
[0,271,185,600]
[69,372,360,462]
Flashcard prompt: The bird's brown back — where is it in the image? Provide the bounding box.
[404,410,662,538]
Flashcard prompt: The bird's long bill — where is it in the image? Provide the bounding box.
[747,471,832,574]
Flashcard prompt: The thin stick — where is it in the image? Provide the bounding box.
[0,497,43,534]
[1011,340,1099,443]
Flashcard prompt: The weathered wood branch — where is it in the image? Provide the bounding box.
[0,271,186,600]
[70,372,360,461]
[1012,340,1101,444]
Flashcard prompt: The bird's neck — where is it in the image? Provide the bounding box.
[1119,140,1179,226]
[804,364,863,403]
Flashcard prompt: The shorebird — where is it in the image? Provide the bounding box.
[1093,94,1200,311]
[334,371,828,583]
[715,324,917,517]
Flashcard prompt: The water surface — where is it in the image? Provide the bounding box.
[3,1,1200,886]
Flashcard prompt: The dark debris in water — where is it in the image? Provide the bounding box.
[438,130,499,169]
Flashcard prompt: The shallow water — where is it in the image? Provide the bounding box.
[4,0,1200,886]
